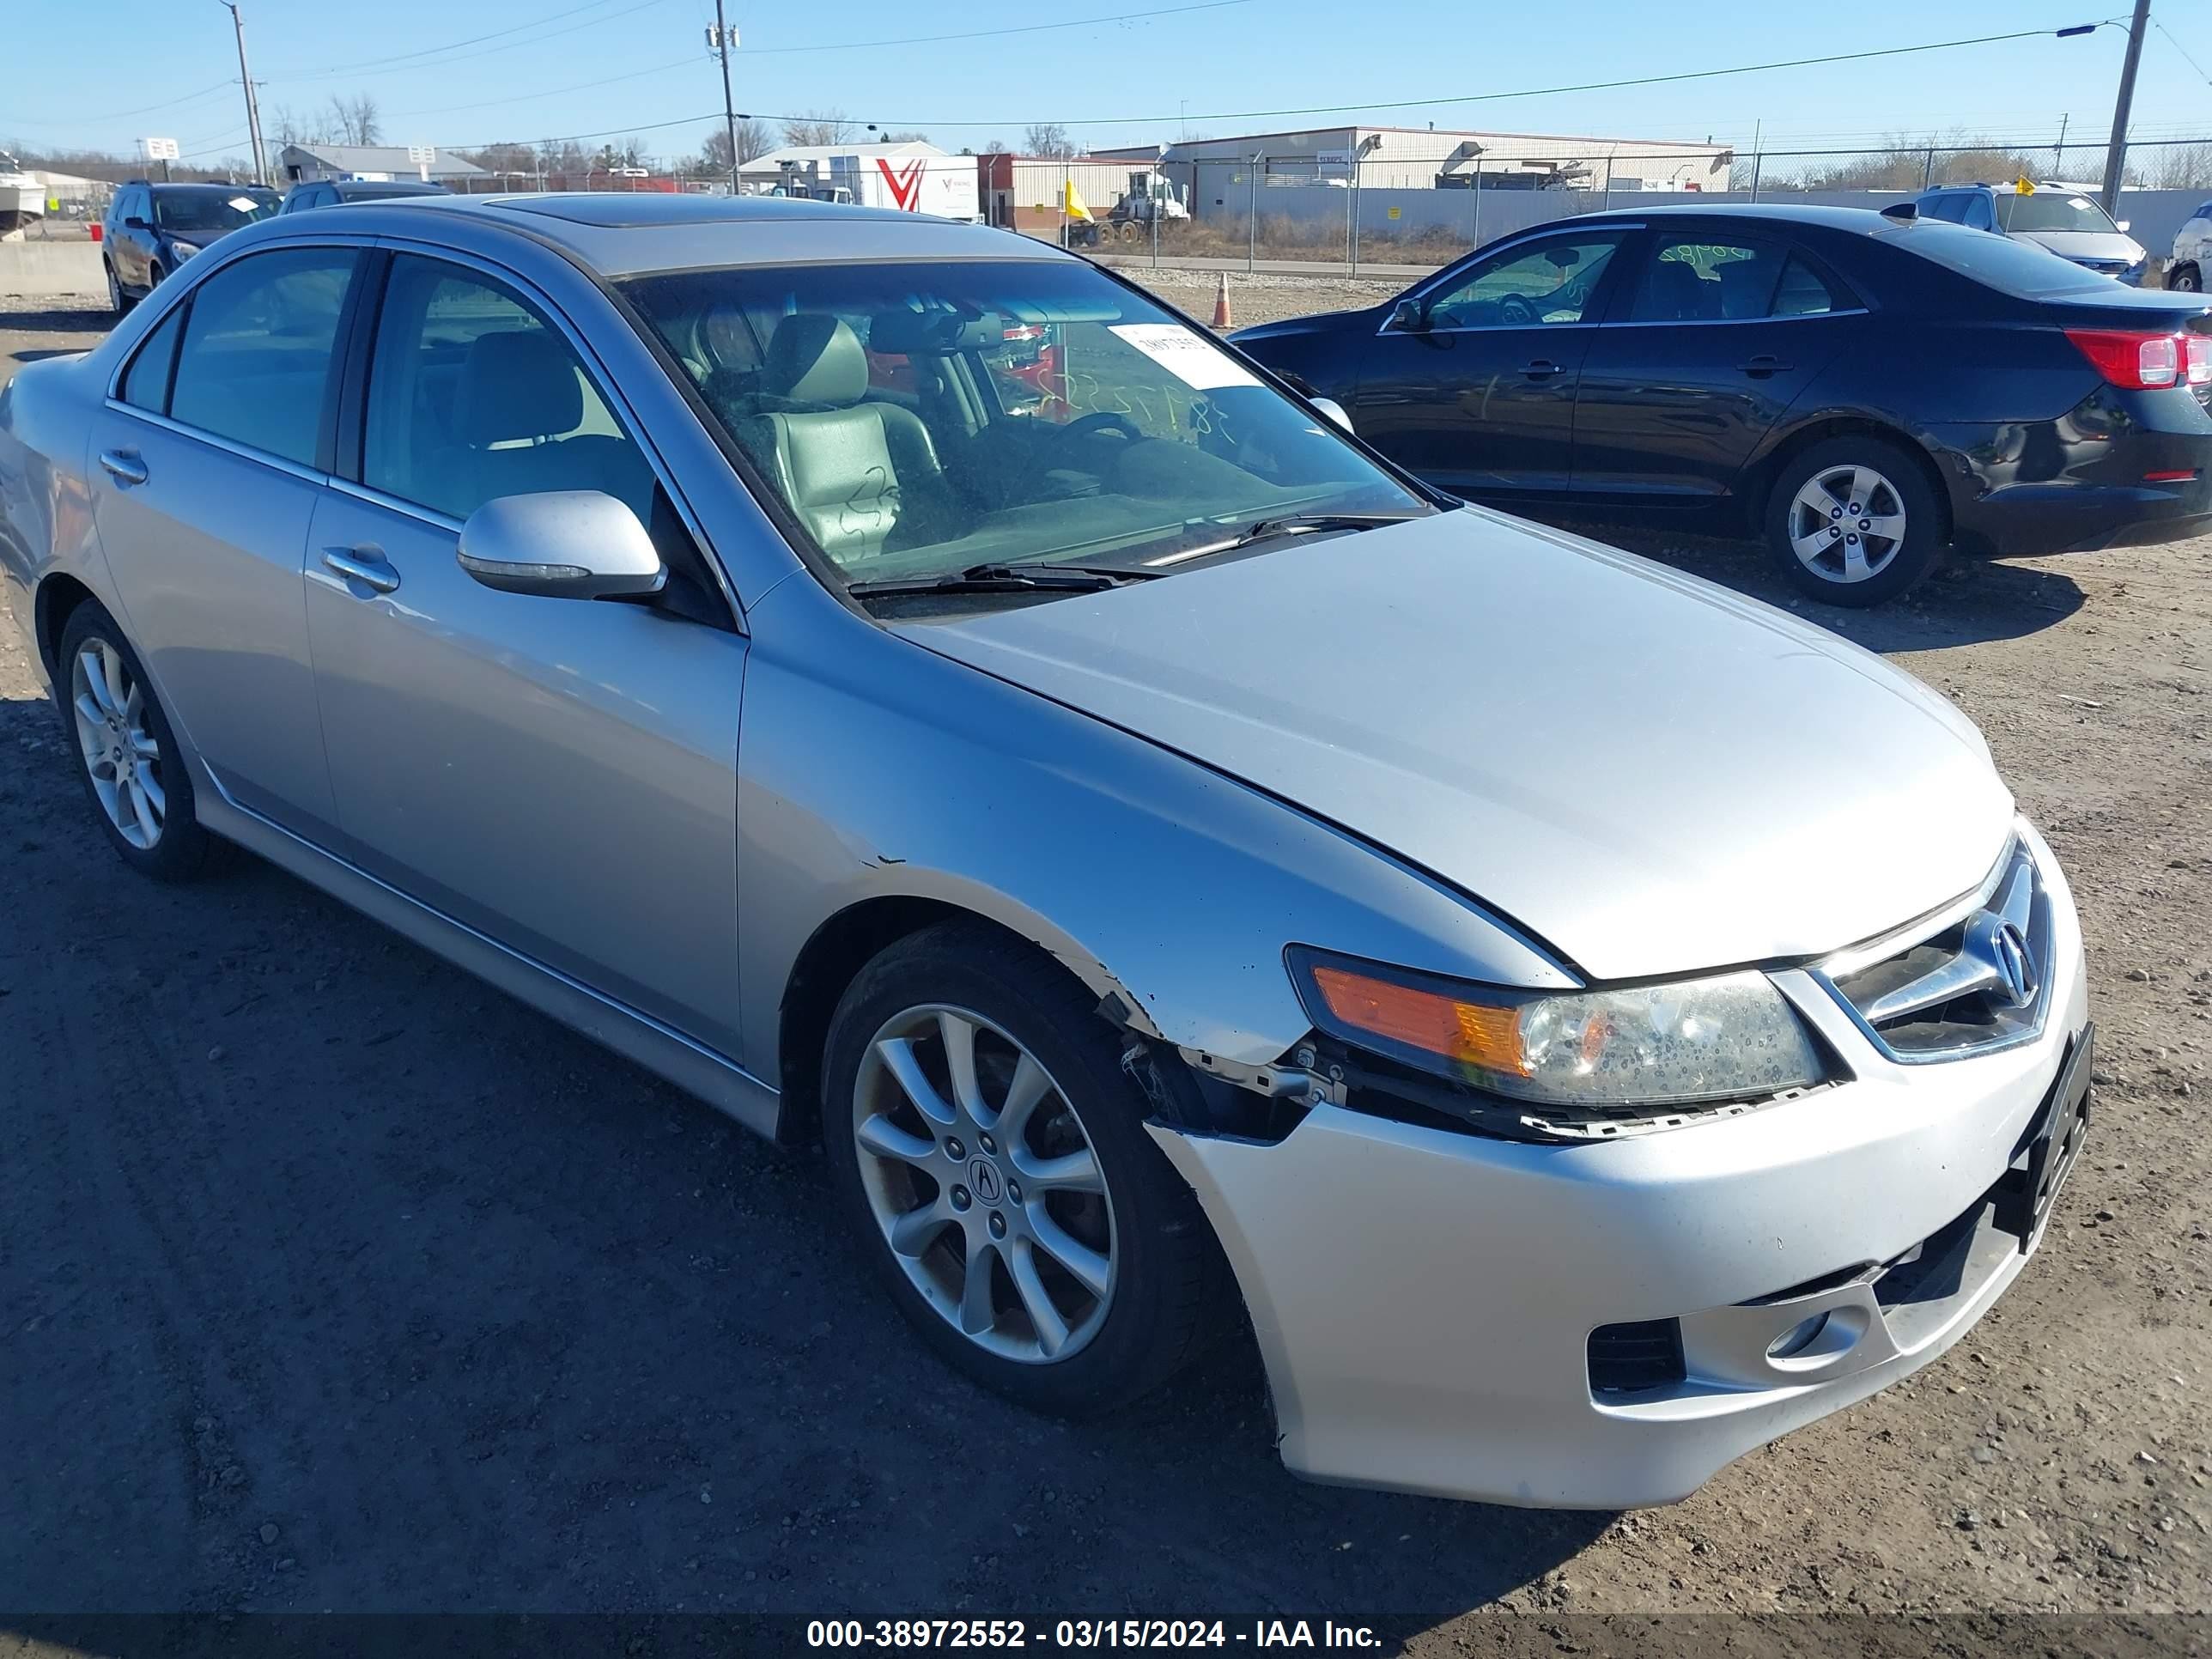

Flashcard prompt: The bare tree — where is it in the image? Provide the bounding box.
[698,118,773,174]
[463,141,538,177]
[781,110,853,147]
[981,138,1010,155]
[325,93,381,147]
[875,129,930,144]
[1023,123,1075,159]
[268,102,336,149]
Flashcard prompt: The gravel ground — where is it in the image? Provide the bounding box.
[2,284,2209,1644]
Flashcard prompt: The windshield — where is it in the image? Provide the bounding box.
[153,191,274,235]
[619,258,1429,592]
[1995,191,2120,235]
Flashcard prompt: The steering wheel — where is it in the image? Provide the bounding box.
[1062,410,1143,441]
[1498,292,1540,327]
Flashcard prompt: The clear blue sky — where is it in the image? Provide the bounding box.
[6,0,2211,166]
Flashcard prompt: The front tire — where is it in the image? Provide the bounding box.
[821,921,1222,1416]
[2170,263,2202,293]
[1764,435,1944,607]
[57,602,216,881]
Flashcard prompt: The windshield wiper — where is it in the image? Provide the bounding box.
[845,561,1159,599]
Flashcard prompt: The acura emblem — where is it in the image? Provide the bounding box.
[1965,908,2039,1008]
[969,1158,1003,1205]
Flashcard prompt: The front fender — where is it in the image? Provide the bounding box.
[733,576,1571,1086]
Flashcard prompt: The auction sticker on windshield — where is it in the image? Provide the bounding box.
[1109,324,1261,390]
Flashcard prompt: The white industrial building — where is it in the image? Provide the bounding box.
[737,140,946,191]
[1092,125,1732,193]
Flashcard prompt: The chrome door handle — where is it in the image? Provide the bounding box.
[98,449,148,486]
[1521,359,1564,380]
[322,546,401,595]
[1738,356,1795,376]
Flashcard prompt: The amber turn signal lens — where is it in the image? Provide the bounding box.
[1309,964,1530,1076]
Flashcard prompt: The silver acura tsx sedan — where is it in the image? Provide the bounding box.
[0,194,2092,1508]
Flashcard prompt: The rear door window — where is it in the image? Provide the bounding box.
[166,246,357,467]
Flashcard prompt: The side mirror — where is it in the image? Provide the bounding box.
[2117,219,2132,233]
[457,490,666,601]
[124,215,150,230]
[1387,297,1430,333]
[1309,396,1355,434]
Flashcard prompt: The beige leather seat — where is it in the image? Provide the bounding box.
[738,315,946,562]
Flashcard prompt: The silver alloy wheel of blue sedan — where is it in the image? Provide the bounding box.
[1786,462,1909,584]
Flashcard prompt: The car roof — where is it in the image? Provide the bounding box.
[1569,202,1908,235]
[237,190,1064,277]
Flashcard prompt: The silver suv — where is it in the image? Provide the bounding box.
[1912,179,2147,284]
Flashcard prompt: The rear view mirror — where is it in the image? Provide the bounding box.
[1388,298,1430,333]
[457,490,666,601]
[1545,247,1580,269]
[1309,397,1355,434]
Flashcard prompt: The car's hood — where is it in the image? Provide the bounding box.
[2010,228,2145,264]
[889,510,2015,982]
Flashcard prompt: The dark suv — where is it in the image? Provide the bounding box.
[101,181,278,313]
[278,178,450,213]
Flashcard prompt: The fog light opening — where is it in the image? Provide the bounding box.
[1768,1312,1830,1359]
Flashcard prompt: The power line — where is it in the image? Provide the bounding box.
[276,0,659,77]
[744,0,1248,56]
[714,22,2118,131]
[2154,17,2212,89]
[3,80,239,127]
[380,0,1253,124]
[275,0,678,84]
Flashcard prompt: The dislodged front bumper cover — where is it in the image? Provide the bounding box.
[1148,841,2088,1510]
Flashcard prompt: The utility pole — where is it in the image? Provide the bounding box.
[708,5,739,193]
[2054,112,2069,178]
[2100,0,2151,211]
[218,1,269,187]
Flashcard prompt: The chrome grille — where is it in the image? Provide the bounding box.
[1821,840,2053,1060]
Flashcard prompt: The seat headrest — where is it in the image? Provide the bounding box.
[1646,260,1702,319]
[452,329,583,447]
[763,314,868,404]
[1717,258,1771,319]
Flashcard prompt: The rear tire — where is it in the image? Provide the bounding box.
[1764,435,1944,608]
[820,921,1224,1417]
[56,601,216,882]
[106,260,134,316]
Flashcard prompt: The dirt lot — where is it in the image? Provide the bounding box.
[2,283,2209,1646]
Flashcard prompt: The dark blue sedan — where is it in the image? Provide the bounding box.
[1233,204,2212,605]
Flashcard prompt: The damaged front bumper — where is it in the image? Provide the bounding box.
[1147,878,2090,1510]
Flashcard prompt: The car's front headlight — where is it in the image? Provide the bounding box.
[1287,947,1825,1111]
[169,240,202,262]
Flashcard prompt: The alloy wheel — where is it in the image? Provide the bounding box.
[70,640,164,849]
[851,1004,1116,1364]
[1785,463,1908,585]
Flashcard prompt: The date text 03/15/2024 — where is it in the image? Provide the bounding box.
[805,1620,1383,1649]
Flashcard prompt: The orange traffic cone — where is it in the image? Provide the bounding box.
[1212,271,1233,330]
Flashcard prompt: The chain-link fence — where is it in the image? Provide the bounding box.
[994,137,2212,278]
